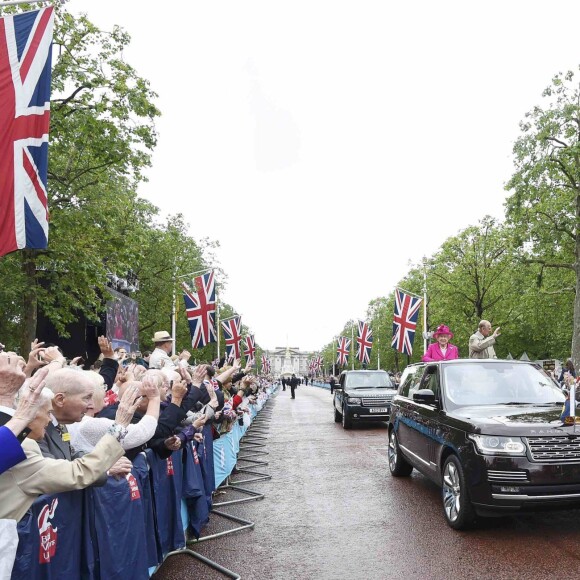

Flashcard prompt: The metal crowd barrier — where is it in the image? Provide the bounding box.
[161,387,278,579]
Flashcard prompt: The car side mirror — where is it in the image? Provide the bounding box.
[334,385,343,391]
[413,389,436,405]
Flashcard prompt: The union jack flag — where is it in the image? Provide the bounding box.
[261,355,270,374]
[336,336,350,366]
[244,334,256,365]
[356,321,373,364]
[392,288,422,356]
[182,271,216,349]
[0,8,54,257]
[221,316,242,361]
[313,355,323,373]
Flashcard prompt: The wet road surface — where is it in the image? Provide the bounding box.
[155,384,580,579]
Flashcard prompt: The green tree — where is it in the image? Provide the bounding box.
[505,68,580,366]
[426,217,521,357]
[0,7,161,352]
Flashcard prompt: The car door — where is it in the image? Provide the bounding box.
[395,365,425,454]
[334,373,345,413]
[405,365,442,475]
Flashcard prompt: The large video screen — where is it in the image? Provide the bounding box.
[106,288,139,352]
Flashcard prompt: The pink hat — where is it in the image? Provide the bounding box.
[433,324,453,338]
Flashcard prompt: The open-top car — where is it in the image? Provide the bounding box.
[387,359,578,529]
[333,370,396,429]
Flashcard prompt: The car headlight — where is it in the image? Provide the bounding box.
[347,397,362,405]
[468,434,526,456]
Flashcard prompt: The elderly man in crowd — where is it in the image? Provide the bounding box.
[40,367,133,480]
[68,373,160,458]
[0,350,138,578]
[149,331,177,370]
[0,382,140,519]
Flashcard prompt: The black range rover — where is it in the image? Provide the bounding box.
[333,370,397,429]
[387,359,580,529]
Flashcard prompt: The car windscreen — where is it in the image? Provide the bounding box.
[442,362,565,409]
[345,372,393,388]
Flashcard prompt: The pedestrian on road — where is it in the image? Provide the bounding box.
[469,320,500,359]
[290,374,299,399]
[281,377,286,391]
[305,377,308,386]
[422,325,459,362]
[329,375,336,394]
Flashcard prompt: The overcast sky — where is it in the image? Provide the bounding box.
[70,0,579,351]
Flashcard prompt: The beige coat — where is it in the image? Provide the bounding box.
[468,330,497,359]
[0,434,124,521]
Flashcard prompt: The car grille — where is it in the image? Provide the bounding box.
[361,397,393,407]
[487,470,529,483]
[526,436,580,462]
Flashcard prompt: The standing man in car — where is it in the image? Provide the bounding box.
[469,320,500,359]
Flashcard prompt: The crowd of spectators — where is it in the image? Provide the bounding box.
[0,331,271,578]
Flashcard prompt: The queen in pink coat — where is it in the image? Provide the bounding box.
[422,325,459,362]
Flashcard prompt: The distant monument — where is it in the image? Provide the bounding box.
[281,345,294,376]
[262,345,316,376]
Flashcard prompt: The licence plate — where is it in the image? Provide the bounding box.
[369,408,389,413]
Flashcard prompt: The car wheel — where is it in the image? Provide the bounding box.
[388,430,413,477]
[342,405,352,429]
[334,405,341,422]
[441,455,476,530]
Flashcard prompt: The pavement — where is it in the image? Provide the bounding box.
[154,384,580,579]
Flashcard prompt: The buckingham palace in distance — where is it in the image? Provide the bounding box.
[262,346,315,376]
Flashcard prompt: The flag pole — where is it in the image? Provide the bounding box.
[333,337,336,377]
[176,267,212,280]
[351,324,354,370]
[171,266,177,356]
[216,281,220,361]
[377,333,381,370]
[423,257,428,355]
[572,382,576,434]
[0,0,54,6]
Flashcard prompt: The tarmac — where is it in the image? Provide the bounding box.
[154,383,580,579]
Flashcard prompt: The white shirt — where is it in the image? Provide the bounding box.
[68,415,158,453]
[149,348,176,370]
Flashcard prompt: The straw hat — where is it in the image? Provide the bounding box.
[151,331,175,342]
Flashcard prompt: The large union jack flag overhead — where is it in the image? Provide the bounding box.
[392,288,422,356]
[244,334,256,365]
[0,8,54,257]
[356,321,373,364]
[221,316,242,361]
[182,271,217,349]
[336,336,351,366]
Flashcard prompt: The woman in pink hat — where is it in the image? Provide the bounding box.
[422,325,459,362]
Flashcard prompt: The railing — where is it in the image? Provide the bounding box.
[11,388,276,580]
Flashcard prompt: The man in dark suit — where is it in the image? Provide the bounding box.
[290,374,299,399]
